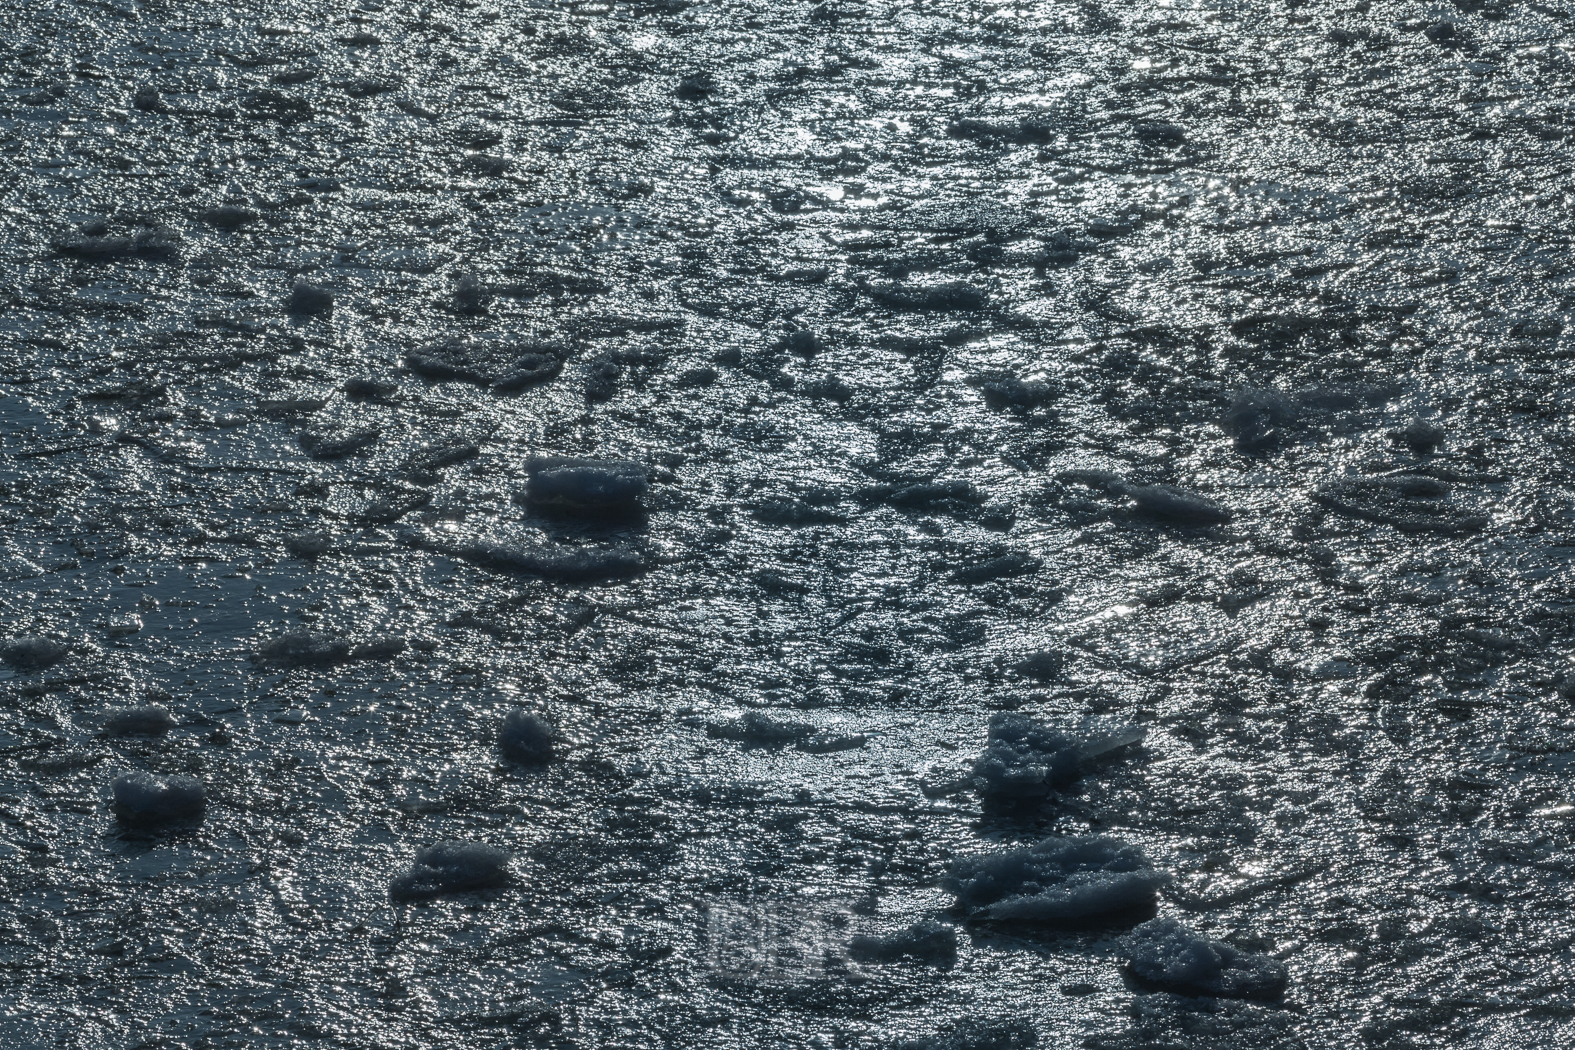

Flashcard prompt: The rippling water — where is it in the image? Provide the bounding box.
[4,1,1575,1047]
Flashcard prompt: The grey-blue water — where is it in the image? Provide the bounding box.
[3,1,1574,1047]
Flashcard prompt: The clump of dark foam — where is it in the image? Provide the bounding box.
[499,710,555,763]
[1,635,69,671]
[389,841,510,900]
[972,713,1145,799]
[111,772,205,825]
[848,921,958,964]
[1124,918,1289,1000]
[943,836,1167,925]
[103,706,177,737]
[286,278,334,316]
[893,1018,1038,1050]
[524,456,649,514]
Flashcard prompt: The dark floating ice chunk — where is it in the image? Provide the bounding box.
[492,350,565,390]
[954,552,1041,584]
[1124,918,1289,1000]
[132,84,167,112]
[894,1017,1039,1050]
[982,376,1053,410]
[863,279,987,311]
[1222,388,1298,452]
[286,279,335,316]
[707,710,812,745]
[848,920,957,964]
[342,375,399,398]
[389,841,510,900]
[1012,650,1064,680]
[456,272,491,313]
[103,706,177,737]
[54,226,181,263]
[283,531,332,558]
[1112,481,1232,525]
[253,630,404,668]
[458,539,645,582]
[1395,417,1445,454]
[111,772,206,825]
[943,836,1167,925]
[972,713,1145,799]
[406,335,494,384]
[298,427,378,459]
[524,456,649,514]
[1312,474,1486,534]
[202,205,260,229]
[1,635,69,671]
[499,710,555,763]
[1058,472,1231,525]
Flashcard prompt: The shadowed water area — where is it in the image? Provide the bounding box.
[3,0,1575,1047]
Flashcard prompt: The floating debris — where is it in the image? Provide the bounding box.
[1124,918,1289,1000]
[111,772,205,825]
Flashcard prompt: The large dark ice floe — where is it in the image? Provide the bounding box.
[943,836,1168,924]
[111,772,206,825]
[1123,917,1289,1000]
[523,455,650,514]
[389,841,511,900]
[972,713,1145,799]
[499,709,555,763]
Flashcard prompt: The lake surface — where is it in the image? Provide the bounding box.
[3,1,1574,1047]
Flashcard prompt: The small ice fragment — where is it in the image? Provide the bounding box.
[1222,388,1298,452]
[499,709,555,763]
[132,84,167,112]
[351,637,407,660]
[102,706,177,737]
[389,841,510,900]
[1396,418,1445,454]
[943,835,1167,925]
[524,456,649,514]
[0,635,69,672]
[797,731,867,754]
[864,279,987,311]
[343,375,399,398]
[255,630,352,667]
[459,539,645,582]
[492,349,565,390]
[707,710,812,745]
[982,377,1052,411]
[298,427,379,459]
[847,920,957,964]
[954,553,1041,584]
[1110,481,1232,525]
[1124,917,1289,999]
[111,771,206,825]
[283,531,332,558]
[1012,650,1063,680]
[107,614,143,636]
[454,272,491,314]
[894,1018,1038,1050]
[202,205,259,229]
[286,278,334,316]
